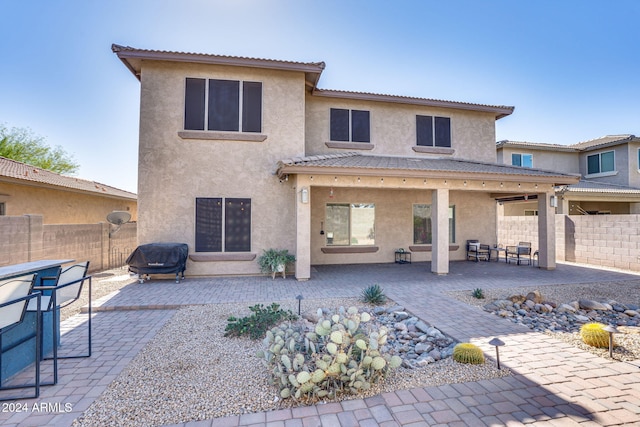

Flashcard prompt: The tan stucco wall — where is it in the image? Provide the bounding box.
[305,96,498,163]
[497,147,579,173]
[579,145,629,185]
[0,182,136,224]
[136,61,306,276]
[309,186,498,265]
[627,142,640,188]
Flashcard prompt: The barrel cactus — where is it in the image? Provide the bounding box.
[452,343,485,364]
[580,322,610,348]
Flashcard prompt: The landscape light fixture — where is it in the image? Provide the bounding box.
[488,337,505,369]
[296,294,304,315]
[602,325,619,358]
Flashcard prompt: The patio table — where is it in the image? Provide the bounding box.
[0,259,73,380]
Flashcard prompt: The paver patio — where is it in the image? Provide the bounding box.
[1,261,639,426]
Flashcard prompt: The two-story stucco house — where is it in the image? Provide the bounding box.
[497,135,640,216]
[113,44,579,279]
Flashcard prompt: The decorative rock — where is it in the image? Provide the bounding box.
[556,304,577,313]
[394,311,410,321]
[386,305,405,313]
[625,310,639,317]
[414,343,432,354]
[526,290,543,303]
[415,320,430,333]
[579,300,612,311]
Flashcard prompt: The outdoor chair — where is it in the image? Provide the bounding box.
[506,242,532,265]
[0,274,41,401]
[26,261,91,386]
[466,240,490,262]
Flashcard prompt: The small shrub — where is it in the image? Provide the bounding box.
[472,288,485,299]
[225,303,297,340]
[361,284,387,304]
[452,343,485,364]
[580,322,610,348]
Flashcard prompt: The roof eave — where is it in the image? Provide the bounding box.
[112,44,325,85]
[312,89,514,120]
[276,163,579,186]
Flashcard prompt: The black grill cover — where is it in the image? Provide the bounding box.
[126,243,189,275]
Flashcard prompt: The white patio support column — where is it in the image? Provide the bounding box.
[295,177,311,281]
[431,188,449,275]
[537,192,556,270]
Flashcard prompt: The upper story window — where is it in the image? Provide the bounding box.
[185,78,262,133]
[512,153,533,168]
[330,109,370,143]
[587,150,615,175]
[637,148,640,170]
[416,116,451,148]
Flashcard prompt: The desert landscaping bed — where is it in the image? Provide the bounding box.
[72,298,509,427]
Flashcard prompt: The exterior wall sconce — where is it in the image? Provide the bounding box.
[550,195,558,208]
[603,325,619,358]
[488,337,505,369]
[300,187,309,204]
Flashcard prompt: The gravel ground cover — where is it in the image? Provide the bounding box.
[447,280,640,361]
[73,298,509,427]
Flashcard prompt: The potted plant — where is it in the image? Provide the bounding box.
[257,248,296,279]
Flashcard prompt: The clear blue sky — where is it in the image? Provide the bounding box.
[2,0,639,193]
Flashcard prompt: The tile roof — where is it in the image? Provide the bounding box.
[497,135,638,152]
[313,89,514,119]
[0,156,136,199]
[570,134,636,150]
[278,152,579,183]
[561,179,640,195]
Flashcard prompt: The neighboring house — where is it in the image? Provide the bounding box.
[113,44,578,278]
[0,156,137,224]
[497,135,640,216]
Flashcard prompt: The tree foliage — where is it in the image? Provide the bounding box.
[0,124,79,174]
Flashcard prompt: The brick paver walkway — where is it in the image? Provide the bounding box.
[1,261,639,426]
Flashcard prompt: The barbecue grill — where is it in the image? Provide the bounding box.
[126,243,189,283]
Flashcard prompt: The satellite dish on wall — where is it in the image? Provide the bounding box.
[107,211,131,236]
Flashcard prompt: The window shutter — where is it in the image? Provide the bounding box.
[185,78,206,130]
[351,110,370,142]
[208,79,239,131]
[416,115,433,147]
[330,109,350,141]
[242,81,262,133]
[195,198,222,252]
[434,117,451,147]
[225,198,251,252]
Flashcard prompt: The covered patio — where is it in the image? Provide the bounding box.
[277,153,580,280]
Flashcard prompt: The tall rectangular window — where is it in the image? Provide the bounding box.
[325,203,375,246]
[330,108,370,142]
[512,153,533,168]
[184,78,262,133]
[0,202,5,216]
[195,197,251,252]
[587,151,615,174]
[412,204,455,244]
[416,115,451,147]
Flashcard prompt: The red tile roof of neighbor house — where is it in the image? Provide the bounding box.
[0,156,136,200]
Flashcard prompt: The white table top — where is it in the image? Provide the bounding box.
[0,259,74,280]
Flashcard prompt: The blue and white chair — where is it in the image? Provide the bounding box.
[0,274,41,401]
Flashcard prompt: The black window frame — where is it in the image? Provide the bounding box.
[184,78,262,133]
[330,108,370,143]
[416,115,451,148]
[195,197,251,253]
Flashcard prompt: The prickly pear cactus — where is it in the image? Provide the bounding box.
[452,343,485,364]
[256,306,402,403]
[580,322,610,348]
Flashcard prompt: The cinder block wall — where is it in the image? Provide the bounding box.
[0,215,137,272]
[498,214,640,272]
